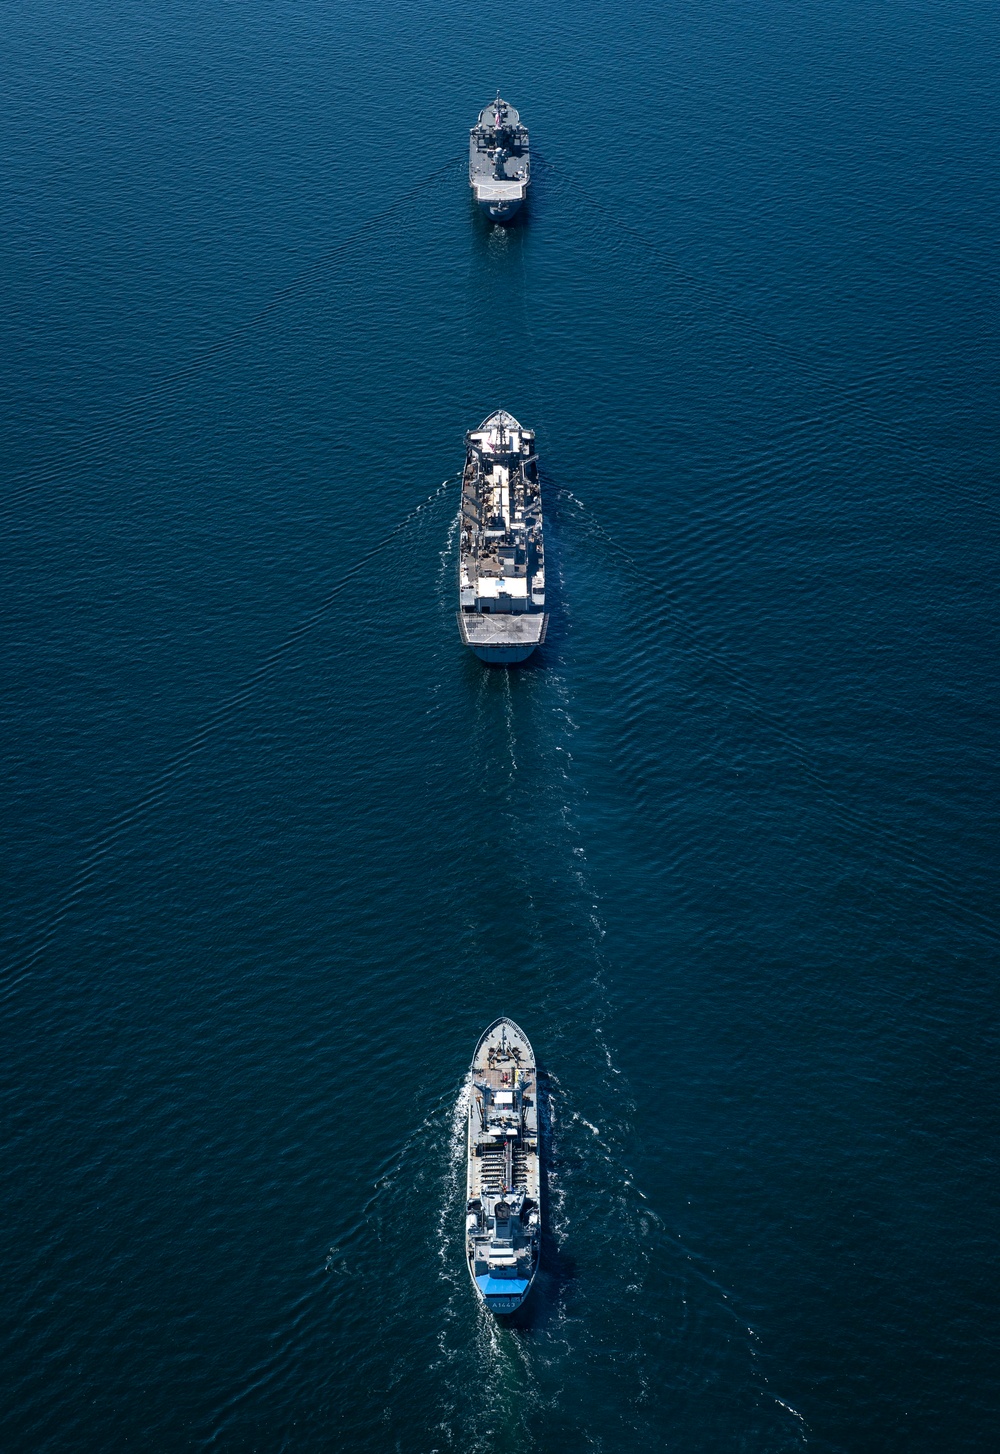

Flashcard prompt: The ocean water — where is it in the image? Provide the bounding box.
[2,0,998,1448]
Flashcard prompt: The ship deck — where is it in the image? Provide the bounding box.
[474,1065,537,1096]
[458,614,547,648]
[470,177,527,198]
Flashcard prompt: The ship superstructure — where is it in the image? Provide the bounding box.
[465,1018,541,1316]
[469,94,530,222]
[458,410,547,664]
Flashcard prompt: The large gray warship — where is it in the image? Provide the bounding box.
[466,1018,541,1316]
[458,410,547,664]
[469,94,530,222]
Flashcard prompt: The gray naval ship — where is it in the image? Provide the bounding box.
[458,410,547,664]
[466,1018,541,1316]
[469,94,530,222]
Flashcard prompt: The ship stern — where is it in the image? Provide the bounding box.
[474,1273,533,1316]
[458,611,547,664]
[472,179,528,224]
[479,195,525,223]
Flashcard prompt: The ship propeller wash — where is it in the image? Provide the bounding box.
[469,94,530,222]
[458,410,547,664]
[466,1018,541,1316]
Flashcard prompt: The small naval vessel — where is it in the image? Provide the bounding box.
[469,94,530,222]
[458,410,547,664]
[466,1018,541,1316]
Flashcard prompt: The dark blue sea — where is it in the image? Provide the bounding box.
[2,1,998,1448]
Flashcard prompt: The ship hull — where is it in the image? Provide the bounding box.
[457,410,547,665]
[465,1018,541,1318]
[469,97,530,227]
[469,642,535,664]
[477,194,525,224]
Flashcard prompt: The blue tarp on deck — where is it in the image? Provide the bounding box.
[476,1275,530,1296]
